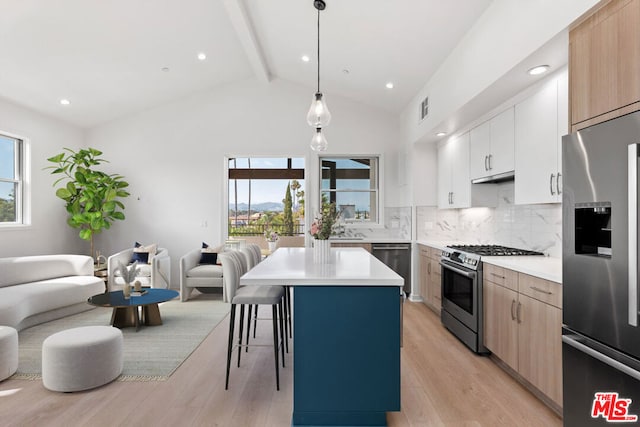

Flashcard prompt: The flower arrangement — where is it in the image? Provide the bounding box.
[309,203,340,240]
[264,229,279,242]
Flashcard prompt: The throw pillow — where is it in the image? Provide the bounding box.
[131,242,158,264]
[199,242,218,265]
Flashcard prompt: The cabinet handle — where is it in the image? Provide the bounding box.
[530,286,553,295]
[490,272,505,279]
[427,262,431,274]
[485,155,489,171]
[557,172,562,195]
[451,192,454,205]
[449,192,452,204]
[550,173,556,195]
[517,302,522,324]
[488,154,493,170]
[511,299,516,321]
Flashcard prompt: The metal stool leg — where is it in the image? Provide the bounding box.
[237,304,245,367]
[245,304,252,353]
[272,305,280,391]
[225,304,237,390]
[278,302,286,365]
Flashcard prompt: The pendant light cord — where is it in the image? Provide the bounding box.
[317,8,320,93]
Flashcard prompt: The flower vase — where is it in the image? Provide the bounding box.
[313,239,332,264]
[268,241,277,253]
[122,282,131,299]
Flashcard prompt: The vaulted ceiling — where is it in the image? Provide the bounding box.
[0,0,492,128]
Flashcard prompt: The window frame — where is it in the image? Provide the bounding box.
[0,133,27,227]
[319,155,382,226]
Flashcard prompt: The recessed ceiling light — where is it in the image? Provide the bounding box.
[301,55,310,62]
[161,67,170,72]
[197,52,206,61]
[342,69,350,74]
[528,65,550,76]
[385,82,394,89]
[59,99,70,106]
[436,132,447,137]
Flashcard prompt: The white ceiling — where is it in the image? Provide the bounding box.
[0,0,492,129]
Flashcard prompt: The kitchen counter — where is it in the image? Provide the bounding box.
[241,247,402,426]
[329,237,411,244]
[416,240,562,284]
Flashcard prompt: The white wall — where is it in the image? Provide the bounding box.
[400,0,598,147]
[86,77,401,286]
[0,98,86,257]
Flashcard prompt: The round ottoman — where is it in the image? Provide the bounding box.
[0,326,18,381]
[42,326,123,392]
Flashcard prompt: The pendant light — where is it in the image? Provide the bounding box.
[310,127,328,152]
[307,0,331,151]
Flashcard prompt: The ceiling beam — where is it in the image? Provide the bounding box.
[223,0,271,83]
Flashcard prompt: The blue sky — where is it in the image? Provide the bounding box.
[0,136,16,199]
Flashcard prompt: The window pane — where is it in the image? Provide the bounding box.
[321,190,374,221]
[0,181,16,222]
[229,157,294,169]
[0,136,16,180]
[228,157,305,236]
[320,158,374,190]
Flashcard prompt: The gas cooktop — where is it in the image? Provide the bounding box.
[447,244,544,257]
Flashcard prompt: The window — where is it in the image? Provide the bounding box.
[0,135,23,224]
[320,156,379,223]
[228,157,305,236]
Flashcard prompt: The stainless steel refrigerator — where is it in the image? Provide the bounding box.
[563,111,640,426]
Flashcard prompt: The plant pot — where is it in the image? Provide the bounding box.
[122,283,131,299]
[313,239,332,264]
[268,241,277,253]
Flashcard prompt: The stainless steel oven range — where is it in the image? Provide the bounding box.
[440,245,543,354]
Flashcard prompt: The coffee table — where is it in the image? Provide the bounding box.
[87,289,179,331]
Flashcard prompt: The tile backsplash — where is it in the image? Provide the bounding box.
[338,206,412,240]
[417,182,562,258]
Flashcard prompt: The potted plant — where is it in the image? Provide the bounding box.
[264,229,279,252]
[46,148,130,260]
[309,202,340,263]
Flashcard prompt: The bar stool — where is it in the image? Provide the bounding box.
[220,251,286,390]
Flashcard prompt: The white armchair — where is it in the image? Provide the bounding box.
[107,247,171,291]
[179,247,224,302]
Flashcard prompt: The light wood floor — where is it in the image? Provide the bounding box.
[0,301,562,426]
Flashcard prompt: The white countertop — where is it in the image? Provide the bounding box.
[416,240,562,284]
[241,247,404,287]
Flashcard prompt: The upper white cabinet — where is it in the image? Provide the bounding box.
[438,133,470,208]
[469,108,515,181]
[438,133,497,209]
[515,71,568,204]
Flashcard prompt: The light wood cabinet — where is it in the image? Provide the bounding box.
[417,244,441,313]
[514,71,568,204]
[330,242,372,253]
[469,108,515,181]
[483,267,562,407]
[570,0,640,131]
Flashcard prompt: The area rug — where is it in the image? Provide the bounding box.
[11,293,229,381]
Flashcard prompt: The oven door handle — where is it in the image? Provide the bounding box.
[439,260,477,279]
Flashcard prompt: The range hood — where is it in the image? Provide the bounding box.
[471,170,515,184]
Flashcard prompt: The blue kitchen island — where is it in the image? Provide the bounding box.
[240,247,403,426]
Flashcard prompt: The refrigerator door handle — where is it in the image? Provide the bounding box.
[629,143,639,327]
[563,334,640,382]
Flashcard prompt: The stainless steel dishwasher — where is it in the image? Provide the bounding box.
[371,243,412,296]
[371,243,411,347]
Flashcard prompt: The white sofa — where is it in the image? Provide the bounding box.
[0,255,105,331]
[179,247,223,302]
[107,247,170,291]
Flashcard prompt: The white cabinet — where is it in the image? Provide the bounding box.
[438,133,497,209]
[515,71,568,204]
[469,108,515,181]
[438,133,470,208]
